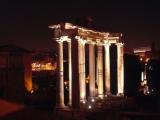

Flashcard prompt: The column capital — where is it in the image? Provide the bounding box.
[75,36,85,41]
[57,40,63,44]
[104,33,110,38]
[75,35,81,40]
[86,37,96,45]
[67,40,71,43]
[96,39,103,46]
[104,42,111,47]
[104,39,109,44]
[88,41,96,45]
[67,39,71,42]
[57,36,71,43]
[116,42,124,47]
[67,37,71,42]
[76,36,87,45]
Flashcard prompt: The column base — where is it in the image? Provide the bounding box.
[88,97,96,103]
[98,94,104,99]
[117,93,124,96]
[80,99,87,104]
[56,103,65,109]
[105,92,111,97]
[67,102,72,107]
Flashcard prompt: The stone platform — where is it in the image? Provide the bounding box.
[54,96,136,120]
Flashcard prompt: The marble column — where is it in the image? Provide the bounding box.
[68,41,72,106]
[97,45,104,98]
[104,43,111,95]
[89,42,95,98]
[82,42,86,101]
[57,41,64,108]
[78,41,86,102]
[117,43,124,95]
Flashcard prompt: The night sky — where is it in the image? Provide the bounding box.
[0,0,160,51]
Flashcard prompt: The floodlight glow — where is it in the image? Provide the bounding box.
[82,100,86,104]
[91,98,95,102]
[31,90,34,94]
[88,105,92,109]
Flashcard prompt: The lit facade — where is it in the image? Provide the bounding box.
[49,23,124,109]
[134,47,151,95]
[133,47,151,62]
[31,62,57,71]
[31,51,57,71]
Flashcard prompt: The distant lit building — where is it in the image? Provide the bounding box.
[134,43,160,62]
[31,50,57,71]
[133,46,151,62]
[0,44,32,102]
[31,62,57,71]
[31,50,57,94]
[133,44,160,95]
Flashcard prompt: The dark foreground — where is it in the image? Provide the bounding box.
[1,95,160,120]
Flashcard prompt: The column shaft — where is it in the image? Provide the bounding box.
[57,41,64,108]
[82,43,86,100]
[97,45,104,97]
[89,43,95,98]
[104,44,110,95]
[68,41,72,106]
[117,43,124,95]
[78,41,86,102]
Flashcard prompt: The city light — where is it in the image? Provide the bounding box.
[30,90,34,94]
[64,81,68,85]
[31,62,57,71]
[145,58,150,62]
[82,100,86,104]
[91,98,95,102]
[88,105,92,109]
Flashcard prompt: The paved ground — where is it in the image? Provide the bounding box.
[1,97,160,120]
[0,99,56,120]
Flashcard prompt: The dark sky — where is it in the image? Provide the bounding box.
[0,0,160,51]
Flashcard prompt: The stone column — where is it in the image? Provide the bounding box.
[57,41,64,108]
[89,42,95,98]
[68,41,72,106]
[117,43,124,95]
[104,43,111,95]
[97,44,104,98]
[82,42,86,101]
[78,41,86,102]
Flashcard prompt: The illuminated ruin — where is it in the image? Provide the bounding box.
[49,23,124,109]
